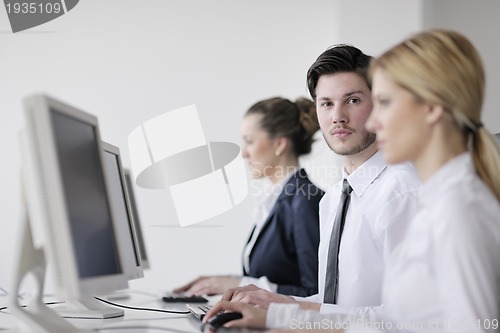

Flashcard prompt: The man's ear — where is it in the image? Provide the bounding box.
[425,104,446,125]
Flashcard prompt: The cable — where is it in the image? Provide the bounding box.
[94,297,190,315]
[0,301,64,314]
[1,295,191,315]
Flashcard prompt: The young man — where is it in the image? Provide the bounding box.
[209,45,420,320]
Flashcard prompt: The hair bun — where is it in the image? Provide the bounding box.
[245,96,319,156]
[295,97,319,137]
[293,97,319,155]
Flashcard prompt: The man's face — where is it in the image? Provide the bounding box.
[315,72,375,156]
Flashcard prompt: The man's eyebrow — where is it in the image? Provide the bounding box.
[344,90,366,97]
[317,90,368,101]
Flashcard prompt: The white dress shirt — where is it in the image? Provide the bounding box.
[297,151,420,314]
[267,153,500,333]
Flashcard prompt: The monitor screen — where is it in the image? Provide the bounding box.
[51,110,121,279]
[15,94,128,324]
[124,170,150,269]
[102,143,143,279]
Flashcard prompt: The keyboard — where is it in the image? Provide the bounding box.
[186,303,213,320]
[162,292,208,303]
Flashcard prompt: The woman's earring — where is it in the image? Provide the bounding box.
[275,150,281,156]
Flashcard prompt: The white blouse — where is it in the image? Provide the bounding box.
[267,153,500,333]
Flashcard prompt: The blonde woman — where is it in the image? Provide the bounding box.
[204,30,500,333]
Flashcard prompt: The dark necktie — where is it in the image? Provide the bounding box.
[323,179,353,304]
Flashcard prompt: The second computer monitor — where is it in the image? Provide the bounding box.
[124,169,150,269]
[102,142,144,280]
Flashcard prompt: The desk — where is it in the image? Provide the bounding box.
[0,292,224,333]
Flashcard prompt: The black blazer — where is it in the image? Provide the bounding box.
[243,169,324,296]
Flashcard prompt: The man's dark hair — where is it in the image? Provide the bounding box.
[307,44,372,100]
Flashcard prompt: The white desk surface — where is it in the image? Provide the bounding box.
[0,292,252,333]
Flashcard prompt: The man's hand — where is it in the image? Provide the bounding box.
[222,284,262,301]
[203,301,267,329]
[222,284,296,309]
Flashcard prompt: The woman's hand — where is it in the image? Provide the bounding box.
[173,275,241,296]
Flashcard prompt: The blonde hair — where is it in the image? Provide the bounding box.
[371,29,500,201]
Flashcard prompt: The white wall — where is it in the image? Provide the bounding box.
[0,0,345,294]
[422,0,500,133]
[336,0,500,133]
[2,0,496,296]
[335,0,423,57]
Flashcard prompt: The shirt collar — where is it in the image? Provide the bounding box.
[419,152,473,207]
[343,150,388,197]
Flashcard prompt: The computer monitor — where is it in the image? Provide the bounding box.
[102,142,144,280]
[10,94,128,332]
[124,169,150,269]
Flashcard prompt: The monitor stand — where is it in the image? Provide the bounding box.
[9,208,94,333]
[54,296,124,319]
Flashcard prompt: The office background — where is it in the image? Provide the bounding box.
[0,0,499,295]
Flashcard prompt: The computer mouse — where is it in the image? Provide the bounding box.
[206,312,243,329]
